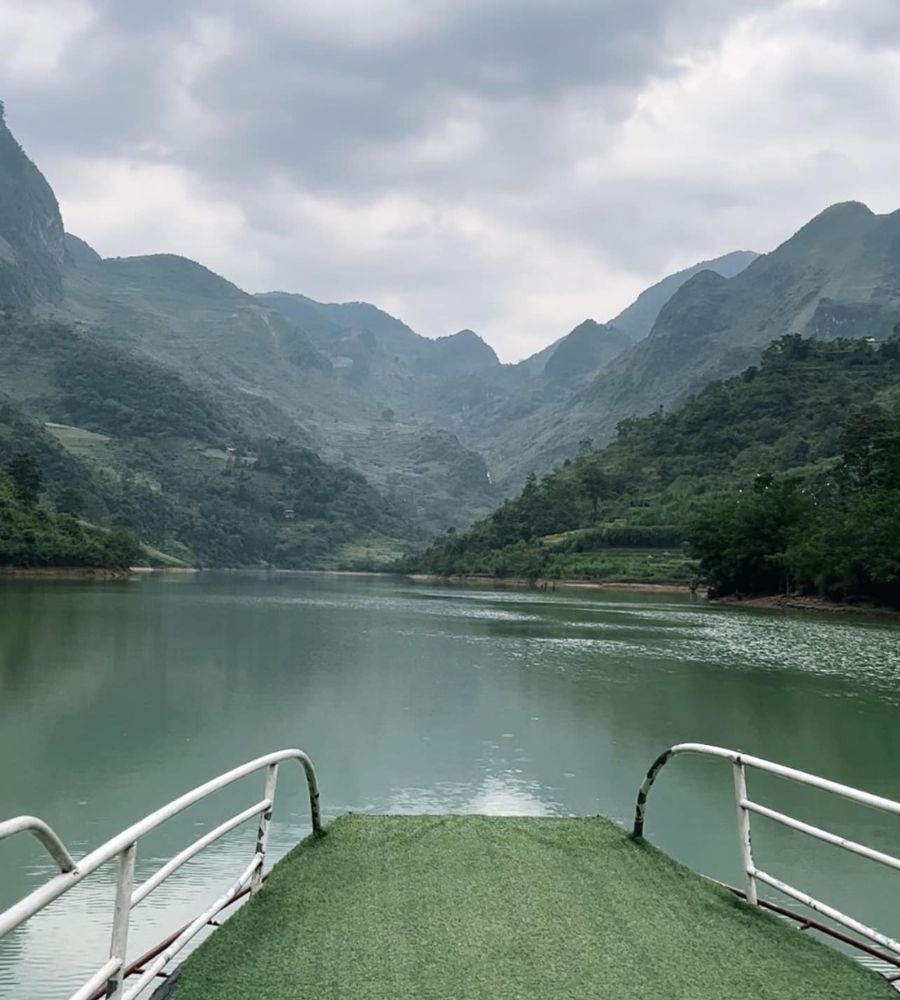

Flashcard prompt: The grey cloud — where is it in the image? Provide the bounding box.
[13,1,776,182]
[3,0,899,359]
[802,0,900,52]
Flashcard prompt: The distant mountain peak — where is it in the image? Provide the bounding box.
[443,328,480,340]
[796,201,875,237]
[770,200,879,262]
[431,328,499,371]
[63,233,102,267]
[816,200,873,219]
[607,249,758,344]
[543,319,631,382]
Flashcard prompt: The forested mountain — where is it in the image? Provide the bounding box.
[55,251,496,534]
[257,249,759,490]
[406,335,900,604]
[487,203,900,489]
[516,250,758,377]
[0,315,412,566]
[2,104,898,572]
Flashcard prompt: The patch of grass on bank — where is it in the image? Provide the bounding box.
[543,547,697,583]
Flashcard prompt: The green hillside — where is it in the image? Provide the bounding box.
[57,254,496,532]
[0,314,414,567]
[404,336,900,604]
[0,459,140,571]
[4,108,900,574]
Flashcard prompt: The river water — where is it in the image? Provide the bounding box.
[1,572,899,997]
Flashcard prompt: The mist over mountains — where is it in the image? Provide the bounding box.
[1,104,898,567]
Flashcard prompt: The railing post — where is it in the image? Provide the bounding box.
[732,759,758,906]
[251,764,279,894]
[106,842,137,997]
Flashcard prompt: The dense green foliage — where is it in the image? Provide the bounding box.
[54,337,234,441]
[404,336,900,599]
[0,467,141,568]
[690,415,900,603]
[0,314,413,568]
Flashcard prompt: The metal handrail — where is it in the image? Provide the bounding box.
[0,748,321,999]
[0,815,76,873]
[633,742,900,955]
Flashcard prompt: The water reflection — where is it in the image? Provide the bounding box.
[388,772,560,817]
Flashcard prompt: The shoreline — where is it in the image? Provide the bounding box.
[405,574,900,619]
[709,593,900,620]
[0,566,133,581]
[405,573,692,595]
[130,566,200,574]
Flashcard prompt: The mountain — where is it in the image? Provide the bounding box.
[0,103,64,307]
[588,203,900,414]
[251,291,344,345]
[0,312,412,566]
[607,250,758,342]
[4,106,898,570]
[492,203,900,488]
[257,292,500,377]
[517,250,758,377]
[431,329,499,374]
[405,334,900,606]
[0,115,426,565]
[542,321,632,383]
[55,253,497,537]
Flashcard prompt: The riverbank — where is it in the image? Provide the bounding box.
[0,565,136,580]
[711,593,900,619]
[131,566,200,575]
[407,574,900,618]
[406,573,692,594]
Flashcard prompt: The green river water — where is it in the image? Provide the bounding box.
[1,572,899,997]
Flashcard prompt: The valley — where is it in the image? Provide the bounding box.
[1,102,898,591]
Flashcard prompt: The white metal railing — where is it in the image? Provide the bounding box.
[0,748,321,999]
[633,742,900,955]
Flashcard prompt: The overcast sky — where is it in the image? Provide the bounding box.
[2,0,899,360]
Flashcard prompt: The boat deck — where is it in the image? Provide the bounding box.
[167,814,892,999]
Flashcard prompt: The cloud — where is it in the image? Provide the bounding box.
[2,0,900,360]
[0,0,95,79]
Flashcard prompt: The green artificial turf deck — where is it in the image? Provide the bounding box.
[171,815,893,999]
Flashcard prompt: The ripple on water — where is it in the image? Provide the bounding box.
[667,612,900,695]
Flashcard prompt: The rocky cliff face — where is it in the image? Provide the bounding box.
[0,102,65,308]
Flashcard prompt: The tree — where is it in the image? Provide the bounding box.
[578,463,608,521]
[688,475,813,596]
[55,487,84,516]
[6,451,41,505]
